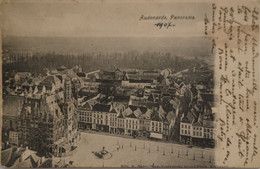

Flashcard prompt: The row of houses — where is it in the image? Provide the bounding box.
[77,99,177,140]
[179,107,215,147]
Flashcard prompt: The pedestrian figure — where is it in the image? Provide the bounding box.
[171,147,173,154]
[186,150,188,156]
[135,145,136,151]
[193,152,195,160]
[209,155,212,163]
[201,151,204,158]
[157,145,159,151]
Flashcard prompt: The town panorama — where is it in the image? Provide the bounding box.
[2,50,216,168]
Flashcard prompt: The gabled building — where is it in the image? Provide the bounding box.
[77,96,99,130]
[39,75,62,92]
[19,77,80,157]
[179,111,195,144]
[124,111,140,137]
[192,114,203,139]
[149,111,164,140]
[116,112,125,135]
[139,108,152,138]
[92,104,111,132]
[108,108,118,133]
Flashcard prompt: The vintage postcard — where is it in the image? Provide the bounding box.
[0,0,259,168]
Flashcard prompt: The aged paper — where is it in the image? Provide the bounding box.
[0,0,259,168]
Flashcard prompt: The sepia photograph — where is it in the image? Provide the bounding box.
[1,0,259,168]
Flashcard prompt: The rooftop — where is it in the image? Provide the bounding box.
[92,104,111,112]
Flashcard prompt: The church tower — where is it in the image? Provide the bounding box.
[64,77,72,103]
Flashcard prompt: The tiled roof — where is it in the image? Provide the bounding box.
[81,102,92,110]
[139,107,148,114]
[92,104,111,112]
[133,109,142,118]
[181,111,194,123]
[151,113,163,122]
[129,105,138,111]
[109,108,117,114]
[126,113,137,118]
[193,120,203,126]
[1,147,13,166]
[117,112,124,118]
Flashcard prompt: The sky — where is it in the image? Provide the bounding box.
[2,0,211,37]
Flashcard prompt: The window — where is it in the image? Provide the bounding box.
[185,130,187,134]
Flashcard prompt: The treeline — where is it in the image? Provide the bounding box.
[3,51,203,73]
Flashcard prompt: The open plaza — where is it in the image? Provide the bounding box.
[64,132,216,168]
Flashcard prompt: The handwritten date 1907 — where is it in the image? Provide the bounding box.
[154,22,175,29]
